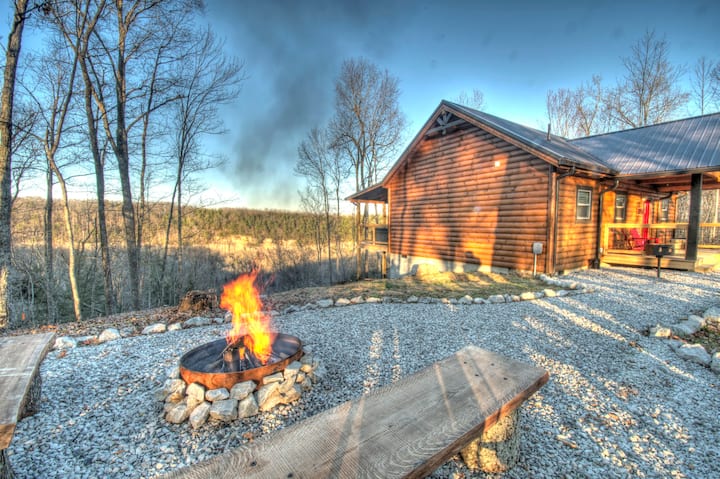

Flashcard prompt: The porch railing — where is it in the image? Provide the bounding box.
[362,224,389,246]
[602,222,720,253]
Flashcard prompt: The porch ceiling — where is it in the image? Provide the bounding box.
[623,170,720,192]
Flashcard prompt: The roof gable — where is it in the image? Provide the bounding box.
[383,101,615,185]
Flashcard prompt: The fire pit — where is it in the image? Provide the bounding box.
[158,270,322,428]
[179,333,303,390]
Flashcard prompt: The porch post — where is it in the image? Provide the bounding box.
[685,173,703,261]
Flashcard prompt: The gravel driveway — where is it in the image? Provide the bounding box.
[7,267,720,478]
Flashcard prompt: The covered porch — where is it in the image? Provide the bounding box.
[347,184,390,278]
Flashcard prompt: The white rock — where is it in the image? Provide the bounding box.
[237,394,259,418]
[256,382,282,411]
[166,365,180,379]
[365,297,382,303]
[510,295,521,302]
[406,296,419,303]
[163,379,186,397]
[184,316,212,328]
[334,298,350,306]
[296,371,306,383]
[649,325,672,338]
[543,289,557,298]
[488,294,505,304]
[205,388,230,402]
[263,372,284,384]
[473,297,487,304]
[189,401,211,429]
[702,306,720,326]
[54,336,77,349]
[556,290,569,297]
[349,296,365,304]
[186,382,206,403]
[98,328,121,343]
[711,353,720,373]
[209,399,238,422]
[676,344,711,366]
[165,402,190,424]
[316,299,334,308]
[119,327,135,337]
[280,384,302,405]
[167,323,183,332]
[687,315,706,329]
[230,381,255,401]
[75,335,97,345]
[672,321,701,336]
[283,361,302,383]
[520,292,537,301]
[459,295,473,305]
[142,323,166,335]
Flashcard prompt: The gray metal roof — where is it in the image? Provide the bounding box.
[570,113,720,176]
[445,101,617,174]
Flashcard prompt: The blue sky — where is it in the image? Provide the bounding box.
[4,0,720,210]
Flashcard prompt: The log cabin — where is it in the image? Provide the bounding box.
[348,101,720,276]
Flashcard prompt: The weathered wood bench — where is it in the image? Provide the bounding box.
[167,345,549,478]
[0,332,55,478]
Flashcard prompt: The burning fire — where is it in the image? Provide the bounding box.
[220,270,276,364]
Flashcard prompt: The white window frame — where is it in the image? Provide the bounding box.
[576,187,592,221]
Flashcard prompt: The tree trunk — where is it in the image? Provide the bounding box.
[0,0,28,329]
[44,169,55,323]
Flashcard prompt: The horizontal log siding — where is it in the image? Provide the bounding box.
[388,124,550,272]
[556,176,601,271]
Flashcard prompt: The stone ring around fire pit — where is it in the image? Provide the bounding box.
[179,333,303,391]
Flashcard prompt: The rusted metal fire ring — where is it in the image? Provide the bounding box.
[179,333,303,391]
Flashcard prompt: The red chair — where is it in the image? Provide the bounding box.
[629,229,648,250]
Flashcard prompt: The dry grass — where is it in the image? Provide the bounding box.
[265,271,545,311]
[691,323,720,355]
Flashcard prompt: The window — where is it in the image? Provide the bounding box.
[660,198,670,222]
[576,187,592,221]
[614,193,627,222]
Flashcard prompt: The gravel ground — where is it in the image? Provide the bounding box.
[7,267,720,478]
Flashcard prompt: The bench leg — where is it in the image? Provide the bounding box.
[19,373,41,419]
[1,448,14,479]
[460,409,520,473]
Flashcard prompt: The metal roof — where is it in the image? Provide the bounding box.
[346,184,387,203]
[570,113,720,176]
[446,101,617,174]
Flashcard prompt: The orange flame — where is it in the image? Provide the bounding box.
[220,270,276,364]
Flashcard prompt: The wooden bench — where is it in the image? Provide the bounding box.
[167,345,549,478]
[0,332,55,478]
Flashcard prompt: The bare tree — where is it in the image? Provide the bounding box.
[160,27,243,293]
[454,89,485,110]
[329,58,405,279]
[545,87,576,138]
[0,0,30,328]
[575,75,610,136]
[295,127,338,283]
[691,56,717,115]
[606,30,689,128]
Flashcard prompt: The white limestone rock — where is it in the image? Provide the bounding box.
[672,321,701,336]
[209,399,238,422]
[349,296,365,304]
[167,323,183,332]
[334,298,351,306]
[75,335,97,345]
[406,295,419,303]
[649,325,672,338]
[520,292,537,301]
[283,361,302,383]
[365,297,381,303]
[316,299,334,308]
[98,328,121,343]
[186,382,206,403]
[189,401,211,429]
[556,290,569,297]
[142,323,167,335]
[166,365,180,379]
[165,402,190,424]
[711,353,720,373]
[543,289,557,298]
[281,384,302,405]
[230,381,256,401]
[163,379,186,401]
[256,382,282,411]
[676,344,711,366]
[488,295,505,304]
[237,394,259,418]
[263,372,284,384]
[205,388,230,402]
[296,371,306,383]
[702,306,720,326]
[54,336,77,350]
[473,297,487,304]
[687,315,706,329]
[184,316,212,328]
[459,295,473,305]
